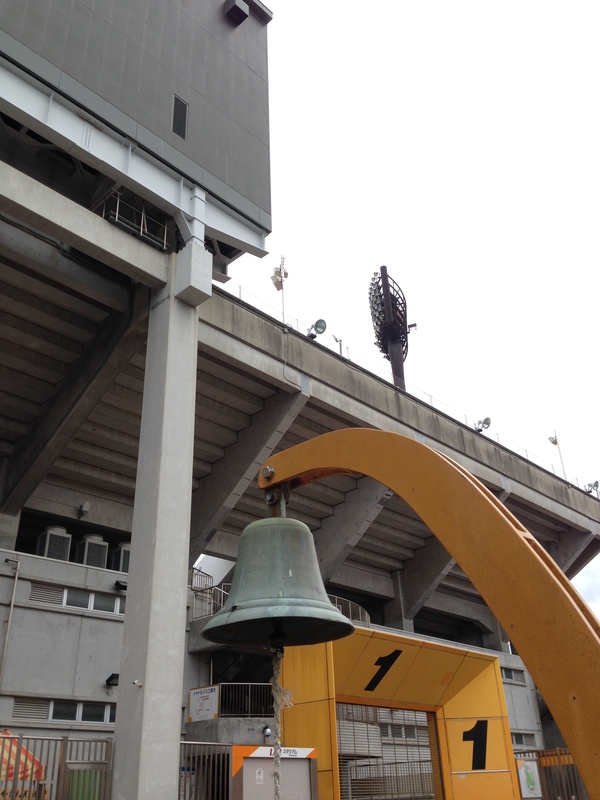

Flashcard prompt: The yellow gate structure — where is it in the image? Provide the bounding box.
[257,429,600,800]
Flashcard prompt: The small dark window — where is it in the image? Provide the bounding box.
[81,703,106,723]
[93,594,115,613]
[173,96,188,139]
[52,700,77,721]
[65,588,90,609]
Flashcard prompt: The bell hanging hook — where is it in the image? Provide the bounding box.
[264,481,290,518]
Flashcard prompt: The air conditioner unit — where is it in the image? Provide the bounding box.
[36,526,71,561]
[111,543,131,573]
[75,534,108,569]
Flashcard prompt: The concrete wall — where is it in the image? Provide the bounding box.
[0,0,272,226]
[186,716,273,745]
[0,549,213,739]
[0,551,125,735]
[500,653,544,750]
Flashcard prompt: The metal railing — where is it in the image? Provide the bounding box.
[192,584,231,620]
[192,585,370,626]
[329,595,371,626]
[191,569,213,592]
[102,192,169,251]
[515,749,587,800]
[218,683,273,718]
[179,741,231,800]
[0,734,111,800]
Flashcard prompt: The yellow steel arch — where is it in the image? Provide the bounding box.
[258,428,600,798]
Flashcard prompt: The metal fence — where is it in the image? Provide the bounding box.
[192,585,231,620]
[515,749,588,800]
[179,742,231,800]
[343,758,434,799]
[218,683,273,718]
[0,734,111,800]
[192,586,371,627]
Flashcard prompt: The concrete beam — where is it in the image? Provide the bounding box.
[0,161,168,287]
[188,383,310,565]
[382,570,414,632]
[327,562,395,599]
[313,477,393,582]
[548,528,597,574]
[401,537,456,619]
[26,482,134,534]
[0,283,150,515]
[0,218,130,311]
[198,294,600,540]
[0,511,21,550]
[423,592,497,634]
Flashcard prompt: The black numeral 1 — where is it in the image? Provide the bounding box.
[462,719,488,770]
[364,650,402,691]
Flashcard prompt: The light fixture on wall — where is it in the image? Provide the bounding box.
[77,500,90,519]
[105,673,119,687]
[307,319,327,340]
[114,580,128,592]
[584,481,599,497]
[263,726,272,738]
[474,417,491,433]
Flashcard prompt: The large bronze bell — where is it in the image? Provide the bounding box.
[201,517,354,649]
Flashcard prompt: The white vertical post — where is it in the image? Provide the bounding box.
[549,430,567,480]
[111,254,203,800]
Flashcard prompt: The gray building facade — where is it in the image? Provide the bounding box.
[0,2,598,799]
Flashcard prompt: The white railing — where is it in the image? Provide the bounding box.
[192,585,370,626]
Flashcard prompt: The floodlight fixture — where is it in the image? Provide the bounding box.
[474,418,491,433]
[369,266,414,391]
[105,673,119,687]
[270,256,288,324]
[270,256,287,292]
[307,319,327,339]
[584,481,600,497]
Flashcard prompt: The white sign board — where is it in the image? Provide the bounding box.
[517,758,542,799]
[188,685,219,722]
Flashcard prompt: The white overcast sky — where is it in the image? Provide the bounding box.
[226,2,600,612]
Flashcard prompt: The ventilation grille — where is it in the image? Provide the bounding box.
[111,544,130,573]
[86,542,108,568]
[29,583,63,605]
[13,697,50,720]
[75,536,108,569]
[36,529,71,561]
[173,95,188,139]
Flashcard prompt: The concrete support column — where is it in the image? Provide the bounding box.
[482,619,511,653]
[382,570,414,632]
[111,252,205,800]
[0,512,21,551]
